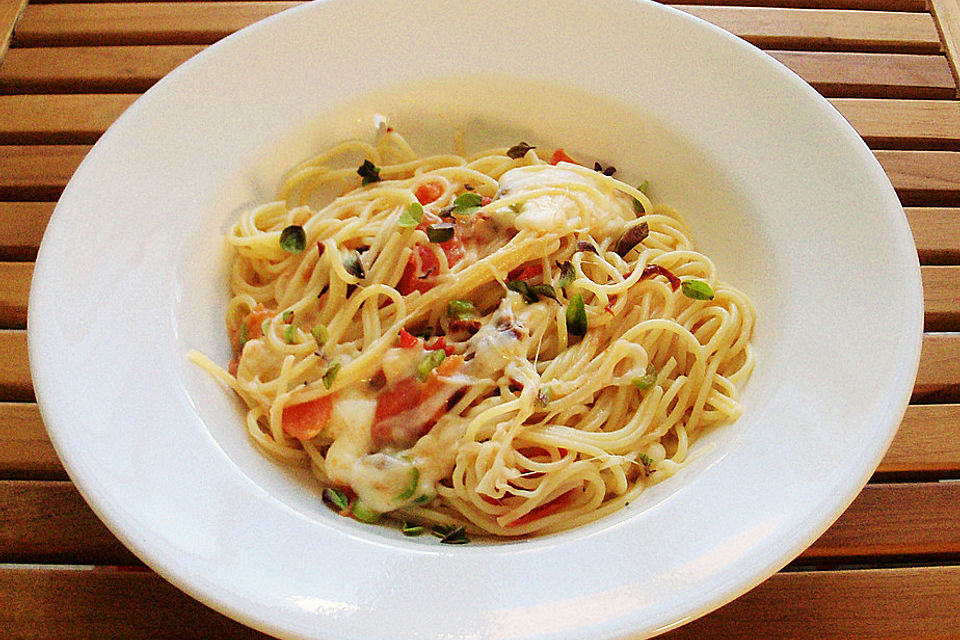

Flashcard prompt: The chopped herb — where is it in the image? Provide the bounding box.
[632,363,659,391]
[530,284,558,302]
[414,494,433,505]
[351,500,380,523]
[555,261,576,288]
[279,225,306,253]
[447,299,477,320]
[401,522,425,536]
[398,201,424,228]
[343,251,365,279]
[593,161,616,176]
[565,293,587,337]
[322,361,341,389]
[506,142,535,159]
[312,324,328,346]
[324,487,350,510]
[239,322,249,349]
[638,180,649,193]
[632,181,650,214]
[507,279,539,304]
[638,452,655,466]
[416,349,446,381]
[261,319,271,336]
[284,324,296,344]
[681,279,715,300]
[452,192,483,216]
[537,386,552,407]
[615,221,649,257]
[431,524,469,544]
[576,241,599,255]
[426,222,455,243]
[396,466,420,500]
[282,310,294,323]
[357,159,381,185]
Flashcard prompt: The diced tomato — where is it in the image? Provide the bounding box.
[398,328,420,348]
[396,235,464,295]
[504,488,577,528]
[480,196,493,206]
[231,303,276,352]
[371,355,464,448]
[426,335,456,356]
[550,148,578,165]
[507,262,543,282]
[281,395,334,441]
[415,181,444,205]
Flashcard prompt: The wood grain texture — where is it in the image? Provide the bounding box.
[915,333,960,402]
[0,145,87,200]
[875,149,960,204]
[0,261,30,328]
[0,93,137,143]
[0,44,204,94]
[831,98,960,149]
[0,202,53,261]
[930,0,960,95]
[677,5,943,52]
[906,207,960,264]
[0,330,31,401]
[0,402,63,477]
[0,0,28,62]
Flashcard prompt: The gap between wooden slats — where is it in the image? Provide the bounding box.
[0,565,957,640]
[3,146,960,203]
[0,265,950,328]
[2,478,960,566]
[2,204,957,264]
[9,3,944,53]
[2,48,954,99]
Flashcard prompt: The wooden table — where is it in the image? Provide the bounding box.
[2,1,959,638]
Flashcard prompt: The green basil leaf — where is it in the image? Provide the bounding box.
[312,324,328,346]
[555,261,576,288]
[343,251,365,279]
[447,299,477,320]
[357,159,381,185]
[614,221,649,257]
[507,279,539,304]
[452,192,483,217]
[279,225,306,253]
[284,324,296,344]
[416,349,446,381]
[681,280,715,300]
[565,293,587,337]
[506,142,535,159]
[322,361,341,389]
[530,284,558,302]
[351,500,380,523]
[426,222,456,243]
[324,487,350,510]
[398,202,424,228]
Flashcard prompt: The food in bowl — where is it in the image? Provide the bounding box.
[190,126,755,539]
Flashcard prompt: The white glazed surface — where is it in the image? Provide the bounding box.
[28,1,922,639]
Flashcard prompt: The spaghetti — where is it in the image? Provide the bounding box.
[190,129,755,538]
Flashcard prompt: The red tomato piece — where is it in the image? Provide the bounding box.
[415,181,444,205]
[507,262,543,282]
[281,395,334,441]
[398,328,420,348]
[550,148,578,165]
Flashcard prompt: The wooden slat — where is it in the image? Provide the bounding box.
[0,330,30,400]
[881,404,960,473]
[832,98,960,149]
[915,333,960,403]
[1,47,952,99]
[875,149,960,205]
[672,0,928,9]
[0,45,203,93]
[924,266,960,331]
[0,565,956,640]
[0,94,137,143]
[773,51,957,99]
[0,567,268,640]
[0,0,27,61]
[930,0,960,96]
[665,566,960,639]
[11,1,303,46]
[906,207,960,264]
[678,6,943,52]
[0,145,86,200]
[0,261,30,328]
[9,3,943,52]
[0,202,53,261]
[0,402,62,477]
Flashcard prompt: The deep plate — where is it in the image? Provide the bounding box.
[28,1,923,638]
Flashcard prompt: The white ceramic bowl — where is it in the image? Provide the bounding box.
[28,1,923,638]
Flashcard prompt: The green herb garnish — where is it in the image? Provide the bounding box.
[614,221,649,257]
[507,279,539,304]
[416,349,446,381]
[322,361,341,389]
[431,524,469,544]
[357,159,381,185]
[261,319,271,336]
[530,284,558,302]
[343,251,365,279]
[398,202,424,228]
[506,142,535,159]
[401,522,425,536]
[447,299,477,320]
[284,324,296,344]
[282,310,294,323]
[324,487,350,510]
[351,500,380,523]
[397,466,420,500]
[681,280,715,300]
[565,293,587,337]
[238,322,249,349]
[312,324,328,346]
[555,261,576,288]
[452,192,483,216]
[638,452,655,466]
[279,225,306,253]
[426,222,456,243]
[632,181,649,214]
[631,363,659,391]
